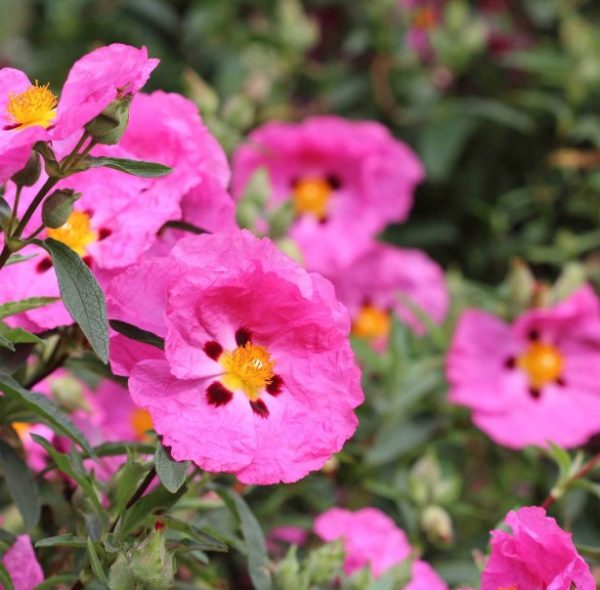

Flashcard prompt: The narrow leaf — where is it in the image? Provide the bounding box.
[41,239,109,363]
[33,574,78,590]
[86,537,109,587]
[0,334,14,351]
[0,440,40,529]
[0,374,94,457]
[155,442,189,493]
[35,534,87,548]
[86,156,172,178]
[219,489,272,590]
[0,297,58,320]
[0,562,14,590]
[109,320,164,350]
[0,323,43,345]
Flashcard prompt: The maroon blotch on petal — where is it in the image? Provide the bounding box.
[235,327,252,347]
[266,374,284,396]
[203,340,223,361]
[250,399,269,418]
[206,382,233,407]
[36,257,53,273]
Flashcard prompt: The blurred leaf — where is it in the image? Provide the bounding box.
[35,534,87,549]
[0,297,58,319]
[0,440,40,529]
[0,562,13,590]
[109,320,164,350]
[86,156,171,178]
[219,489,272,590]
[0,374,94,456]
[86,537,109,587]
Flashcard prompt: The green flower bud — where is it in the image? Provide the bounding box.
[273,546,309,590]
[305,540,344,584]
[11,151,42,187]
[421,505,453,544]
[41,189,81,229]
[276,238,304,265]
[268,200,295,240]
[50,375,91,413]
[108,552,136,590]
[85,94,133,145]
[129,527,175,590]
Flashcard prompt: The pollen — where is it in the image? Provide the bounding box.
[518,342,564,389]
[6,81,58,130]
[130,408,153,441]
[11,422,31,440]
[47,211,98,256]
[352,304,391,340]
[293,177,332,220]
[220,342,275,401]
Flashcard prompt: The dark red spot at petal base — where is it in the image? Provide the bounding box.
[528,329,540,341]
[235,327,252,346]
[326,174,342,190]
[36,257,53,273]
[250,399,269,418]
[504,356,516,369]
[529,387,541,400]
[206,382,233,407]
[203,340,223,361]
[266,374,284,396]
[82,255,93,268]
[556,377,566,387]
[98,227,112,241]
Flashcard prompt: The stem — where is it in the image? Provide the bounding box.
[7,184,23,235]
[61,131,90,170]
[109,466,157,533]
[70,138,97,169]
[23,224,44,242]
[541,451,600,510]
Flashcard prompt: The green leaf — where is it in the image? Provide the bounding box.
[109,320,165,350]
[41,239,109,363]
[86,537,109,587]
[218,489,272,590]
[0,297,58,320]
[0,374,94,457]
[35,534,87,548]
[0,334,14,351]
[112,461,150,515]
[119,484,187,538]
[0,323,43,346]
[0,562,14,590]
[30,434,103,515]
[155,442,189,493]
[6,253,38,267]
[0,440,40,529]
[163,518,228,553]
[86,156,172,178]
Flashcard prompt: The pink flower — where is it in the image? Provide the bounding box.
[447,285,600,448]
[399,0,444,60]
[0,44,157,183]
[232,116,424,274]
[1,535,44,590]
[328,243,448,339]
[117,91,236,236]
[107,230,363,484]
[482,506,595,590]
[314,507,446,587]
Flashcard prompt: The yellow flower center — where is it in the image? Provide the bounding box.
[220,342,275,401]
[352,304,391,339]
[12,422,31,440]
[6,81,57,130]
[293,177,332,220]
[47,211,98,256]
[518,342,564,389]
[130,408,153,441]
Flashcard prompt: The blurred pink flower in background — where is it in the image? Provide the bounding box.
[232,116,424,275]
[481,506,595,590]
[328,243,448,340]
[1,535,44,590]
[107,230,363,484]
[314,507,447,588]
[447,285,600,449]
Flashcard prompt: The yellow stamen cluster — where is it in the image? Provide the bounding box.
[352,304,391,340]
[220,343,275,401]
[47,211,98,256]
[6,81,58,130]
[518,342,564,389]
[293,177,332,220]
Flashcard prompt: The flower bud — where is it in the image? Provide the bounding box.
[50,375,91,413]
[305,540,344,584]
[128,527,175,590]
[108,552,136,590]
[41,189,81,229]
[421,505,453,544]
[11,151,42,186]
[268,200,295,240]
[85,94,133,145]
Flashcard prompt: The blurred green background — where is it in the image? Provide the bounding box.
[4,0,600,283]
